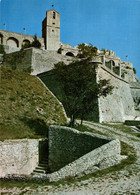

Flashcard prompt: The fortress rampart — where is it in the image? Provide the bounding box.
[0,8,140,123]
[0,30,45,53]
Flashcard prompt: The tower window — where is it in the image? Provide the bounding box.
[53,12,56,19]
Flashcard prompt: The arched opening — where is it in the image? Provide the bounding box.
[0,34,3,44]
[110,60,115,66]
[22,39,30,46]
[7,37,19,48]
[66,52,74,57]
[22,39,30,48]
[105,60,115,69]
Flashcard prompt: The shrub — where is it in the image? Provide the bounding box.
[21,35,41,50]
[0,45,6,54]
[133,68,136,74]
[31,35,41,49]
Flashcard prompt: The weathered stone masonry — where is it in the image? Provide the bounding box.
[46,125,126,182]
[0,126,126,181]
[0,139,39,178]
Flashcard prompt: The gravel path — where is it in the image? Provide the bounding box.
[0,122,140,195]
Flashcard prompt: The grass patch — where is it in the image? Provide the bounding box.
[75,124,108,136]
[103,123,140,136]
[0,180,49,191]
[0,67,67,140]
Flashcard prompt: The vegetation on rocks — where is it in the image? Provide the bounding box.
[21,35,41,49]
[77,43,98,58]
[0,67,67,140]
[0,45,6,55]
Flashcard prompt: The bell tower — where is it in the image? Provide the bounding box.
[42,10,60,51]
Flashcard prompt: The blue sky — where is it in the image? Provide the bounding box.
[0,0,140,78]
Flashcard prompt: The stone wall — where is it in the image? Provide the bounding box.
[31,48,74,75]
[48,125,111,172]
[46,125,125,182]
[0,139,39,178]
[2,48,74,75]
[0,30,45,52]
[97,65,136,122]
[130,83,140,115]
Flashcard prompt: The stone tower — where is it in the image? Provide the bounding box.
[42,10,60,51]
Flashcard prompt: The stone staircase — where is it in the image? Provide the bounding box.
[33,157,49,175]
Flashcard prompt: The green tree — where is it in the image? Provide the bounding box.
[77,43,98,59]
[21,42,31,50]
[21,35,41,50]
[54,59,113,126]
[133,68,136,74]
[0,45,6,55]
[31,35,41,49]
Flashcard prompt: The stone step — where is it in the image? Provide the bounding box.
[33,169,46,174]
[40,160,48,164]
[36,166,48,170]
[39,158,48,162]
[38,163,48,168]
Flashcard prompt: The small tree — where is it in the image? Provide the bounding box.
[0,45,6,55]
[54,59,113,126]
[31,35,41,49]
[53,43,113,126]
[133,68,136,74]
[77,43,98,59]
[21,42,31,50]
[21,35,41,50]
[57,47,63,54]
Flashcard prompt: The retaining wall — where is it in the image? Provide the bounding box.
[49,125,112,172]
[47,125,124,182]
[97,65,136,122]
[0,139,39,178]
[2,48,74,75]
[31,48,74,75]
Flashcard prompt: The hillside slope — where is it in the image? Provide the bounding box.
[0,67,67,140]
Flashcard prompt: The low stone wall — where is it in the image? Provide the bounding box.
[48,125,112,172]
[0,139,39,178]
[46,126,126,182]
[1,127,126,182]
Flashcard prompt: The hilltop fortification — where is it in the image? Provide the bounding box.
[0,9,140,123]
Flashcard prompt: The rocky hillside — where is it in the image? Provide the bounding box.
[0,67,67,140]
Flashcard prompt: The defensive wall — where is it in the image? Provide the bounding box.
[130,82,140,116]
[97,65,136,122]
[0,30,45,53]
[2,47,140,122]
[2,47,75,75]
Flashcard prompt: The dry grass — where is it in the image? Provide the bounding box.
[0,67,67,140]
